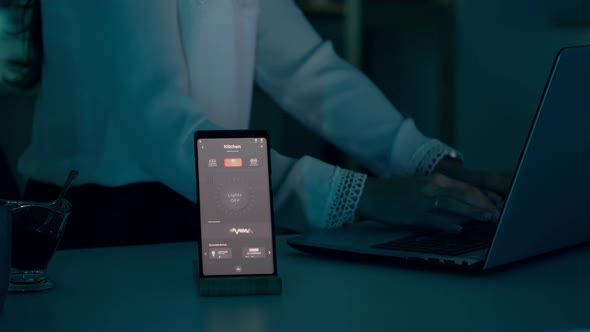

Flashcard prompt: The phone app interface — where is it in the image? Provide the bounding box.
[197,137,274,276]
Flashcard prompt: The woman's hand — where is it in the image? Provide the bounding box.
[433,157,512,207]
[357,174,500,233]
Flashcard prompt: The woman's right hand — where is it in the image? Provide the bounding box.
[356,174,500,233]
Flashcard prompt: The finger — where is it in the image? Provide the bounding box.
[433,195,499,223]
[482,189,503,208]
[462,171,512,196]
[480,173,512,195]
[436,177,499,214]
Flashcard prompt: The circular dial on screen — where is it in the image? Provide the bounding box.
[214,176,256,216]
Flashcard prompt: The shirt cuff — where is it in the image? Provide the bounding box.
[411,139,463,176]
[322,167,367,228]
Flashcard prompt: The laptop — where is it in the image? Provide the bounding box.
[287,45,590,271]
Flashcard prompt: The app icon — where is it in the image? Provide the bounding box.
[243,247,267,258]
[209,248,232,259]
[224,158,243,168]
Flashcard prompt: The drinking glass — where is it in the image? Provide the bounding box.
[0,205,10,311]
[0,198,72,292]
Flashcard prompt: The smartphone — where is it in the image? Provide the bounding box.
[194,130,277,277]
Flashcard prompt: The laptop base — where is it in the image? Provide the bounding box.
[288,240,486,274]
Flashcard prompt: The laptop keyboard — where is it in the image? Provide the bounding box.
[372,222,496,256]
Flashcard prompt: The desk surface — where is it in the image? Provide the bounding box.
[1,237,590,332]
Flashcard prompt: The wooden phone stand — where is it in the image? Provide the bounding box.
[192,260,282,297]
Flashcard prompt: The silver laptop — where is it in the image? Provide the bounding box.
[287,45,590,271]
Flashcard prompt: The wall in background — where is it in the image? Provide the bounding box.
[455,0,590,172]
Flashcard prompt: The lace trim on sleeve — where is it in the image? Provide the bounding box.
[322,167,367,228]
[411,139,463,176]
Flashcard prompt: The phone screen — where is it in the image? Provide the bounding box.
[195,133,275,276]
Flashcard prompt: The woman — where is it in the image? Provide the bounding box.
[5,0,508,249]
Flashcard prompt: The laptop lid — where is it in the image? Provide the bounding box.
[483,45,590,269]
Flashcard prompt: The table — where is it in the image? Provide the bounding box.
[1,236,590,332]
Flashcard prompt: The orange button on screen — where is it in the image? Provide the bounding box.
[224,158,243,168]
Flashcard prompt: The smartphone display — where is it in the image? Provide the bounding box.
[194,131,276,277]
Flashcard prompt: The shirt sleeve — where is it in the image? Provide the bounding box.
[270,150,367,232]
[43,0,357,232]
[57,0,220,202]
[255,0,461,178]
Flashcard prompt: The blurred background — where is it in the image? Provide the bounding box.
[2,0,590,194]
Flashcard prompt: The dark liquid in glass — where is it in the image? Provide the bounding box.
[10,205,61,271]
[11,229,58,270]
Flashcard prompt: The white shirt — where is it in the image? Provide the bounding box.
[18,0,457,232]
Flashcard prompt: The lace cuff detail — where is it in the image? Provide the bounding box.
[412,140,462,176]
[323,167,367,228]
